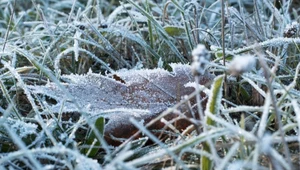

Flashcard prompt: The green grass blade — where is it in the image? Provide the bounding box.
[202,75,224,170]
[83,116,105,157]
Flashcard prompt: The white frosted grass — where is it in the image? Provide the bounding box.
[269,148,292,170]
[1,117,38,138]
[191,44,211,126]
[241,76,266,98]
[126,0,186,62]
[259,134,274,155]
[157,57,164,68]
[0,145,102,169]
[126,128,228,167]
[222,105,264,114]
[82,14,132,68]
[3,123,43,169]
[292,100,300,159]
[262,0,284,24]
[252,144,260,170]
[2,61,63,148]
[193,76,206,124]
[227,37,300,55]
[2,60,59,146]
[228,160,268,170]
[215,142,240,170]
[1,61,38,118]
[10,46,112,158]
[243,72,300,98]
[67,0,77,23]
[129,118,188,170]
[104,144,135,170]
[182,147,218,164]
[286,62,300,90]
[272,123,298,138]
[54,47,114,73]
[0,79,22,119]
[206,112,257,141]
[258,93,271,139]
[106,3,133,25]
[73,30,82,61]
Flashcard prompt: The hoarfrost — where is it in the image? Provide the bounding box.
[73,30,82,61]
[157,57,164,68]
[28,64,214,143]
[0,117,38,138]
[30,64,212,116]
[75,155,102,170]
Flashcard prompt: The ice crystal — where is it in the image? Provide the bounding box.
[0,117,38,138]
[75,155,102,170]
[28,64,214,142]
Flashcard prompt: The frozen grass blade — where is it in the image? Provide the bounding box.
[202,75,224,170]
[126,128,228,167]
[129,117,188,170]
[126,0,186,63]
[1,1,300,169]
[170,0,193,50]
[0,79,22,119]
[83,117,105,157]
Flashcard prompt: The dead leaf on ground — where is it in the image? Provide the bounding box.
[28,63,214,145]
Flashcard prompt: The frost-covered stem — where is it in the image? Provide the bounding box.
[229,37,300,55]
[12,46,113,160]
[0,79,22,119]
[194,76,205,132]
[55,47,114,73]
[292,99,300,165]
[0,145,100,168]
[257,92,271,138]
[4,124,43,169]
[145,0,154,49]
[126,128,227,167]
[67,0,76,23]
[2,59,59,145]
[221,0,226,67]
[221,0,228,100]
[254,0,266,39]
[258,55,292,169]
[2,0,15,53]
[129,118,189,170]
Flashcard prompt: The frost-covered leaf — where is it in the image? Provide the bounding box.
[29,64,214,145]
[205,75,224,126]
[202,75,224,170]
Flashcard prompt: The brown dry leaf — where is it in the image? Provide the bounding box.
[29,64,214,145]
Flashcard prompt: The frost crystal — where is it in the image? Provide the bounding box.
[1,117,38,138]
[28,64,215,143]
[191,44,211,75]
[229,54,256,76]
[75,155,102,170]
